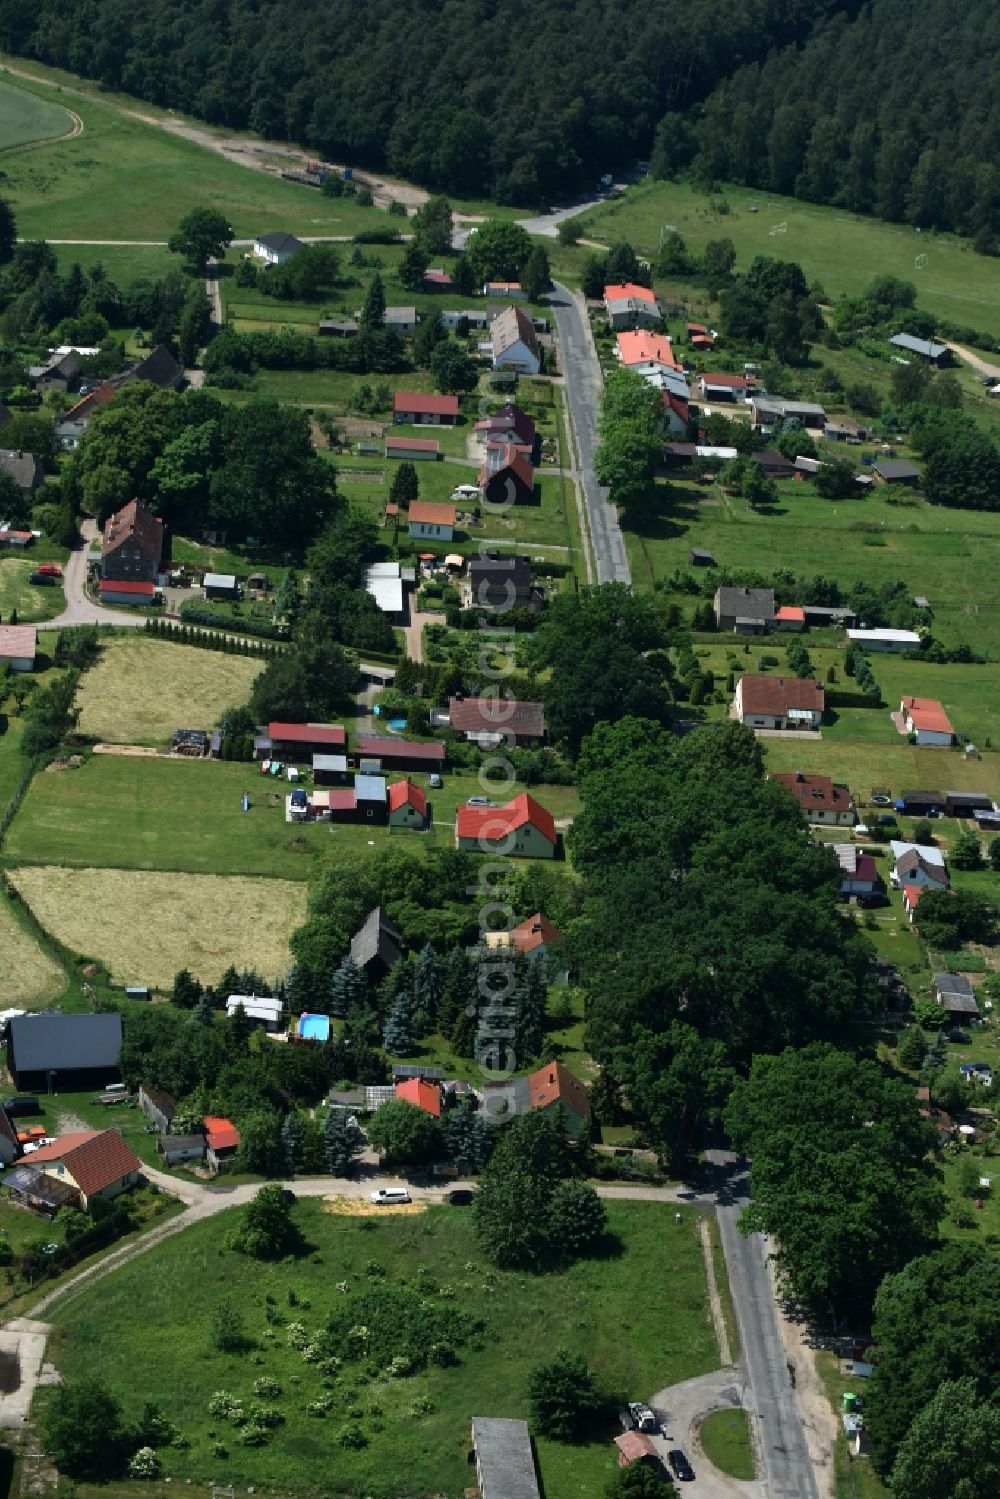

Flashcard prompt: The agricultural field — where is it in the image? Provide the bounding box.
[3,755,580,881]
[0,893,65,1006]
[74,637,264,746]
[630,480,1000,658]
[0,64,395,241]
[5,866,306,986]
[0,78,74,150]
[558,178,1000,339]
[46,1199,718,1499]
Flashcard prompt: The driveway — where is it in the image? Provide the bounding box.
[46,519,147,630]
[648,1370,763,1499]
[549,280,630,583]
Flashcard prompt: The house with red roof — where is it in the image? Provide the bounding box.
[0,623,37,672]
[615,1432,660,1469]
[603,283,661,330]
[204,1116,240,1174]
[773,770,855,826]
[101,498,164,584]
[616,331,679,372]
[733,674,825,730]
[662,390,690,435]
[456,793,557,858]
[899,695,954,747]
[773,605,806,631]
[394,1078,441,1117]
[529,1061,590,1134]
[392,391,460,425]
[475,402,536,456]
[485,912,564,958]
[687,321,715,350]
[698,371,755,402]
[387,779,427,830]
[408,500,456,541]
[27,1129,141,1208]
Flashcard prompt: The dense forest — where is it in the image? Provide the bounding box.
[662,0,1000,244]
[0,0,849,204]
[1,2,995,233]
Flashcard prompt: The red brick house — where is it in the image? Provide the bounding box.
[100,498,164,584]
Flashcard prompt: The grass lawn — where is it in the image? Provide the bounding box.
[0,77,74,148]
[699,1408,756,1481]
[3,754,579,881]
[0,717,27,812]
[560,178,1000,339]
[5,866,306,987]
[45,1199,718,1499]
[51,240,177,286]
[815,1352,890,1499]
[0,892,66,1007]
[73,636,264,746]
[629,481,1000,658]
[0,64,395,242]
[0,557,65,625]
[762,737,1000,805]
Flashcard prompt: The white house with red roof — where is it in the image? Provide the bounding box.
[698,371,755,403]
[773,770,855,826]
[204,1116,240,1174]
[26,1129,141,1208]
[898,695,954,747]
[392,391,460,425]
[491,305,541,375]
[603,283,661,330]
[0,623,37,672]
[455,793,557,858]
[408,500,456,541]
[387,779,427,829]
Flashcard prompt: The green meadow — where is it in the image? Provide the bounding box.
[47,1199,718,1499]
[630,480,1000,658]
[560,178,1000,338]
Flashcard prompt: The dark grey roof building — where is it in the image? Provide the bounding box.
[350,907,402,981]
[714,585,775,632]
[8,1013,123,1089]
[471,1417,541,1499]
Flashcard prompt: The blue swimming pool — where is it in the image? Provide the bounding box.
[298,1013,331,1042]
[387,717,407,731]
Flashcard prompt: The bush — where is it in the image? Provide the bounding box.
[128,1447,161,1480]
[528,1350,605,1440]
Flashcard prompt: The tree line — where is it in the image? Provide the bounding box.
[0,0,851,206]
[653,0,1000,245]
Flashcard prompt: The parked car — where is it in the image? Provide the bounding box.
[446,1188,475,1206]
[370,1188,411,1206]
[429,772,443,790]
[28,571,57,586]
[870,794,892,806]
[856,892,888,909]
[36,563,63,577]
[876,814,898,827]
[627,1403,657,1434]
[466,796,495,807]
[946,1029,971,1044]
[668,1449,695,1482]
[618,1408,637,1432]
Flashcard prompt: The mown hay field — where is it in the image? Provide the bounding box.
[0,896,65,1006]
[7,867,305,986]
[75,637,263,745]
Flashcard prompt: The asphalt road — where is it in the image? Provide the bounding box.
[706,1150,820,1499]
[549,280,631,584]
[46,519,147,629]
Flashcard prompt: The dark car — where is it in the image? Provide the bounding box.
[28,571,57,586]
[946,1029,971,1044]
[668,1449,695,1482]
[876,814,898,827]
[3,1096,43,1118]
[856,892,888,908]
[446,1188,475,1206]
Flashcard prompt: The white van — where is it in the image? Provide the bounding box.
[370,1188,411,1205]
[451,485,479,500]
